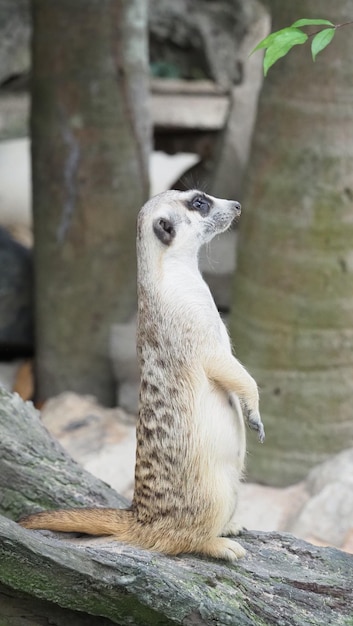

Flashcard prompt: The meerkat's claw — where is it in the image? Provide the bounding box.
[245,408,265,443]
[257,422,265,443]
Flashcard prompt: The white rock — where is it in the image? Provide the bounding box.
[306,448,353,494]
[238,481,309,533]
[149,151,199,196]
[41,392,136,498]
[0,361,21,391]
[290,481,353,547]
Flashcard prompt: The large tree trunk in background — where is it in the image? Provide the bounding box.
[210,0,269,200]
[31,0,150,406]
[231,0,353,485]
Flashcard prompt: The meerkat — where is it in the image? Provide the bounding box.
[20,189,264,561]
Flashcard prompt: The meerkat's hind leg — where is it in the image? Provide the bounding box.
[197,537,246,561]
[221,519,244,537]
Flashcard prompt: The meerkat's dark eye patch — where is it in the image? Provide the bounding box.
[153,217,176,246]
[187,194,212,216]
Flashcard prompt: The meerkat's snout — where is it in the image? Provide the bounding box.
[232,200,241,217]
[203,195,242,239]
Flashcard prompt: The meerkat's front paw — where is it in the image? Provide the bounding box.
[241,402,265,443]
[247,409,265,442]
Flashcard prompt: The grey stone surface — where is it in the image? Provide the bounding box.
[149,0,252,87]
[0,1,30,138]
[0,0,30,84]
[0,227,33,354]
[0,93,29,140]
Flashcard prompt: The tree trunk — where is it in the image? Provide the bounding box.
[31,0,150,406]
[231,0,353,485]
[211,0,269,200]
[0,389,352,626]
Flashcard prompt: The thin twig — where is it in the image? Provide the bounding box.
[308,20,353,39]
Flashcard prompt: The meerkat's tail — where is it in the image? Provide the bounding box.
[19,507,135,538]
[19,508,246,561]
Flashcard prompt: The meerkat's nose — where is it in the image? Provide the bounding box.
[233,200,241,214]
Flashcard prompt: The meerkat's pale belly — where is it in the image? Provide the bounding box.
[193,379,246,531]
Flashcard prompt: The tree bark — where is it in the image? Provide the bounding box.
[1,517,352,626]
[231,0,353,485]
[31,0,150,406]
[0,388,127,521]
[1,388,352,625]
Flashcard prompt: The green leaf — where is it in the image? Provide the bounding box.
[311,27,335,60]
[252,27,304,54]
[263,29,308,75]
[291,18,334,28]
[251,31,279,53]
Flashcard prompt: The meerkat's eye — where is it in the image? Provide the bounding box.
[188,194,212,216]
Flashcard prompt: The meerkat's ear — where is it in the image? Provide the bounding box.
[153,217,176,246]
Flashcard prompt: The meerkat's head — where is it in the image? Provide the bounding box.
[137,189,241,260]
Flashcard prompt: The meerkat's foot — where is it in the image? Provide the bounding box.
[221,520,243,537]
[242,405,265,443]
[198,537,246,561]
